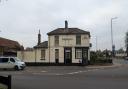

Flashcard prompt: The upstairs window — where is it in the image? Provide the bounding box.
[76,35,81,45]
[55,35,59,46]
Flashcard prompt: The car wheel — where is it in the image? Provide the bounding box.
[14,66,19,71]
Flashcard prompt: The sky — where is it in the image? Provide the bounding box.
[0,0,128,51]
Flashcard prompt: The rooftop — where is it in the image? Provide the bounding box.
[34,41,48,49]
[47,28,90,36]
[47,21,90,36]
[0,37,22,49]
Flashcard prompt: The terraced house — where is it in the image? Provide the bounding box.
[18,21,91,65]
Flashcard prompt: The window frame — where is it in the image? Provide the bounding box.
[75,48,82,59]
[1,58,9,63]
[10,58,15,63]
[76,35,81,45]
[54,35,59,46]
[55,49,59,60]
[41,49,45,60]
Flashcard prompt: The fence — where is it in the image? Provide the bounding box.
[0,75,11,89]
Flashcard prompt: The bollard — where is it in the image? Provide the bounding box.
[8,75,11,89]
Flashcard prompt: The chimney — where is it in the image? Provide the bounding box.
[65,20,68,29]
[38,29,41,45]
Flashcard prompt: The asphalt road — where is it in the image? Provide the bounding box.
[0,59,128,89]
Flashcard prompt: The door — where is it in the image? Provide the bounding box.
[64,48,72,64]
[82,49,88,65]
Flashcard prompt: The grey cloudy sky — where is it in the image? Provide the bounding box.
[0,0,127,50]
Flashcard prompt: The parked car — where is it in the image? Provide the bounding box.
[0,57,26,70]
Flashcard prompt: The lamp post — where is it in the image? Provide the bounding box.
[111,17,117,57]
[96,36,98,51]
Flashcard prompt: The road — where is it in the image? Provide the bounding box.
[0,59,128,89]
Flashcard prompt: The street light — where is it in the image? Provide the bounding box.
[96,36,98,51]
[111,17,118,57]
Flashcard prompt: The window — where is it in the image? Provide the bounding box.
[75,49,82,59]
[41,50,45,60]
[10,58,15,62]
[55,35,59,46]
[2,58,9,63]
[55,49,59,59]
[76,35,81,45]
[0,58,2,63]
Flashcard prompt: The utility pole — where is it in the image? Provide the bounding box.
[96,36,98,51]
[111,17,117,57]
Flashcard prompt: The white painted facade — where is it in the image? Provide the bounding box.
[17,34,90,64]
[48,34,90,63]
[17,21,91,64]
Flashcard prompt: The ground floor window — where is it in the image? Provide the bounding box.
[75,48,82,59]
[55,49,59,59]
[41,50,45,60]
[75,48,88,59]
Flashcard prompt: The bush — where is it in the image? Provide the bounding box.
[90,51,112,64]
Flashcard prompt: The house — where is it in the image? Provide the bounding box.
[0,37,24,56]
[17,21,91,65]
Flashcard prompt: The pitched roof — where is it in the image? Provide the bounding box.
[34,41,48,49]
[0,37,21,49]
[47,28,90,36]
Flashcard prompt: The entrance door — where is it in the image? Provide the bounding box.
[64,48,72,64]
[82,48,88,65]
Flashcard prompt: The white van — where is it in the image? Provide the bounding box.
[0,57,26,70]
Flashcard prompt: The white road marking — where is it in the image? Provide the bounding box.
[32,73,42,75]
[1,65,118,76]
[63,68,102,75]
[55,73,64,76]
[41,71,47,73]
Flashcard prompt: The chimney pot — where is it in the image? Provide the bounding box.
[38,29,41,45]
[65,20,68,29]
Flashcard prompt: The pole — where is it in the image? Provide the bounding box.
[96,36,97,51]
[111,19,113,49]
[111,17,117,57]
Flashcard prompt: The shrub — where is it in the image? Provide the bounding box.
[90,51,112,64]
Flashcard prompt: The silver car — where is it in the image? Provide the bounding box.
[0,57,26,70]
